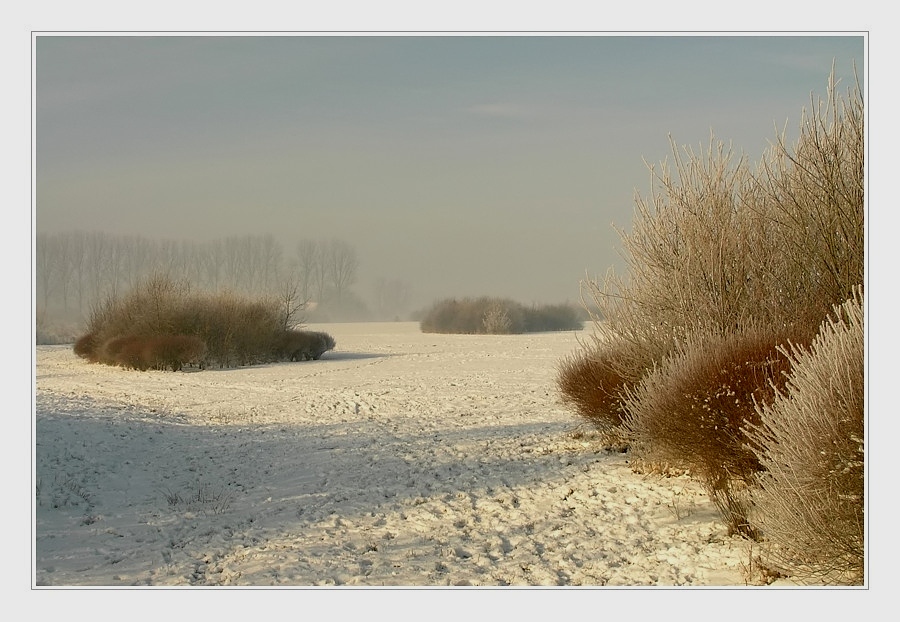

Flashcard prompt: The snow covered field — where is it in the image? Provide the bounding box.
[34,321,756,587]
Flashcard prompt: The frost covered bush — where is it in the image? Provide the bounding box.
[482,301,514,334]
[747,291,864,585]
[621,70,855,348]
[566,70,862,420]
[621,326,800,537]
[420,297,581,334]
[558,69,863,543]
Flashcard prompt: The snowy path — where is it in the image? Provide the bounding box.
[34,322,749,586]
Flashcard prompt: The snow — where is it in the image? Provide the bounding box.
[34,321,759,587]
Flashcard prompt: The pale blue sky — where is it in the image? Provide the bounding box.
[35,34,864,306]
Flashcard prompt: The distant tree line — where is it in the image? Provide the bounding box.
[419,297,584,334]
[35,232,409,325]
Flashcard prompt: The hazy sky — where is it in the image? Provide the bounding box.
[35,34,864,308]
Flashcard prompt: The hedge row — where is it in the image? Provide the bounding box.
[420,297,583,334]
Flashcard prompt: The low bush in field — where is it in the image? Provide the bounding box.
[621,326,804,537]
[97,335,143,368]
[73,333,100,361]
[419,297,582,334]
[74,275,333,369]
[143,334,207,371]
[272,329,336,361]
[94,334,207,371]
[747,291,864,585]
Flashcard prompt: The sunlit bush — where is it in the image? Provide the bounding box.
[558,70,863,541]
[556,336,632,434]
[621,326,801,537]
[747,291,864,584]
[574,70,862,406]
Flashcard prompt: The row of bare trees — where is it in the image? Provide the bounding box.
[35,232,373,322]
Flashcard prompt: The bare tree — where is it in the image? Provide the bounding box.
[120,235,155,293]
[221,235,245,291]
[35,233,58,311]
[180,239,205,289]
[67,231,88,314]
[257,234,283,295]
[373,277,412,320]
[326,239,359,305]
[274,270,309,331]
[202,239,225,291]
[85,231,114,305]
[294,239,325,304]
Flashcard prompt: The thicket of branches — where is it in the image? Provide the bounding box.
[74,275,334,370]
[621,325,798,538]
[557,69,864,582]
[419,297,583,334]
[747,290,864,584]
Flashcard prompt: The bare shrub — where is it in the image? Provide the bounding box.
[419,298,464,333]
[750,70,864,328]
[421,297,514,334]
[556,337,632,434]
[482,301,513,334]
[577,68,863,402]
[579,138,764,390]
[202,293,282,367]
[94,274,193,338]
[560,69,864,539]
[747,290,864,585]
[621,326,803,537]
[74,274,288,369]
[309,331,336,360]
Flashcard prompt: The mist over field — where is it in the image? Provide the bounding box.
[34,35,864,318]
